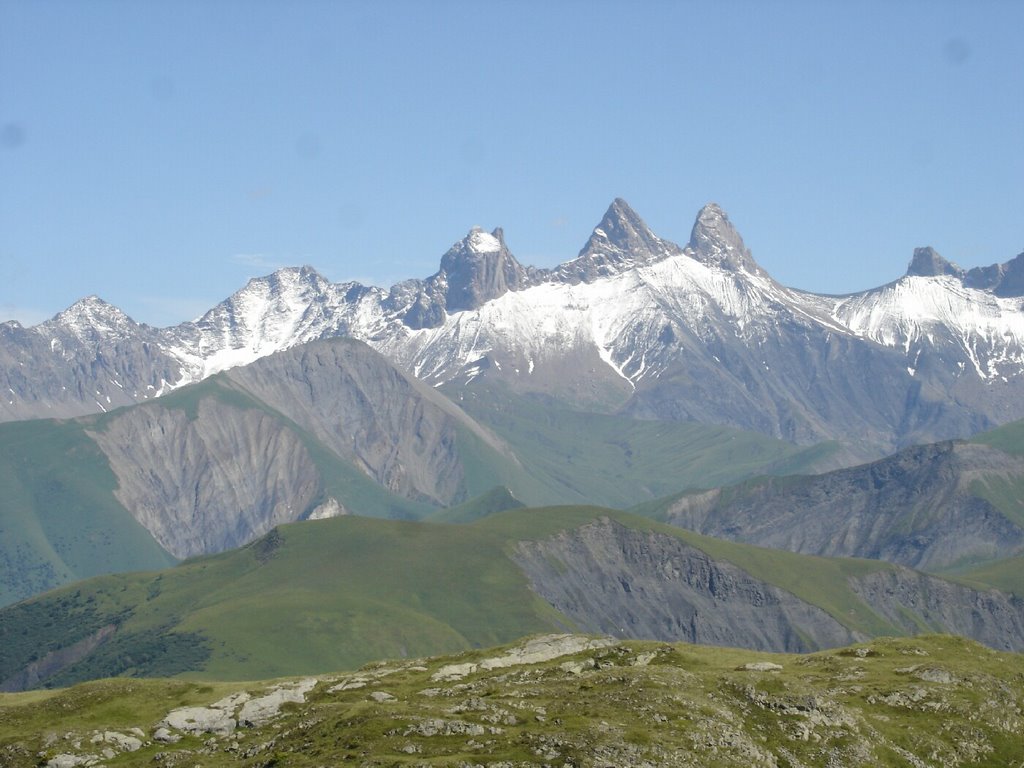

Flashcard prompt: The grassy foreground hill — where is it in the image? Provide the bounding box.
[4,507,1024,692]
[1,633,1022,767]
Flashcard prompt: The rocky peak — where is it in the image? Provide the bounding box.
[557,198,682,283]
[439,227,529,313]
[905,247,964,278]
[965,251,1024,297]
[687,203,759,274]
[264,265,332,293]
[44,296,140,342]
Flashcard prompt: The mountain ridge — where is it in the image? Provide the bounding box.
[4,199,1024,457]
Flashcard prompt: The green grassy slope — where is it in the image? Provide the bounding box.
[2,634,1022,768]
[971,417,1024,456]
[966,419,1024,530]
[946,555,1024,597]
[447,383,841,507]
[427,485,526,523]
[0,507,922,688]
[0,418,176,606]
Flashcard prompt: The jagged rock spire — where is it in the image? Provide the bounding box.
[557,198,681,283]
[687,204,759,273]
[438,227,530,313]
[905,247,963,278]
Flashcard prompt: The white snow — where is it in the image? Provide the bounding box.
[830,275,1024,380]
[467,230,501,253]
[27,238,1024,424]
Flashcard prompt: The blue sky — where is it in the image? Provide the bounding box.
[2,0,1022,327]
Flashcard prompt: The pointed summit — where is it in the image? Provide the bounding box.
[905,247,963,278]
[557,198,681,283]
[439,226,529,312]
[581,198,665,259]
[45,296,140,343]
[687,204,758,273]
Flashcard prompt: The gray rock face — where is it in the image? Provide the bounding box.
[77,338,507,560]
[90,399,322,559]
[849,569,1024,651]
[964,251,1024,296]
[906,247,963,278]
[687,203,761,274]
[513,517,1024,653]
[225,338,502,506]
[387,226,534,328]
[0,300,181,422]
[439,227,531,312]
[657,440,1024,571]
[512,518,859,652]
[619,303,921,455]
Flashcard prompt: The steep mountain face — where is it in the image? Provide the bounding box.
[4,200,1024,456]
[89,399,326,559]
[555,197,683,282]
[648,437,1024,571]
[0,299,181,421]
[849,568,1024,650]
[221,338,507,506]
[512,519,857,652]
[84,337,510,559]
[512,517,1024,652]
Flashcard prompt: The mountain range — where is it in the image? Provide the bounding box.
[3,197,1024,704]
[5,199,1024,458]
[0,336,832,605]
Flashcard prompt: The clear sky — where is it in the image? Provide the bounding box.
[2,0,1022,327]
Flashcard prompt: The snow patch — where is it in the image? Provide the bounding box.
[467,230,501,253]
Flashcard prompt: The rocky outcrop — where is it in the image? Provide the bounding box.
[556,198,682,283]
[512,518,859,652]
[964,251,1024,297]
[90,399,322,559]
[657,440,1024,570]
[687,202,762,274]
[906,246,963,278]
[8,635,1024,768]
[431,634,616,681]
[514,517,1024,653]
[849,569,1024,651]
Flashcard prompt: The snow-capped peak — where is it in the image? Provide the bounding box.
[44,295,139,342]
[556,198,681,283]
[467,228,502,254]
